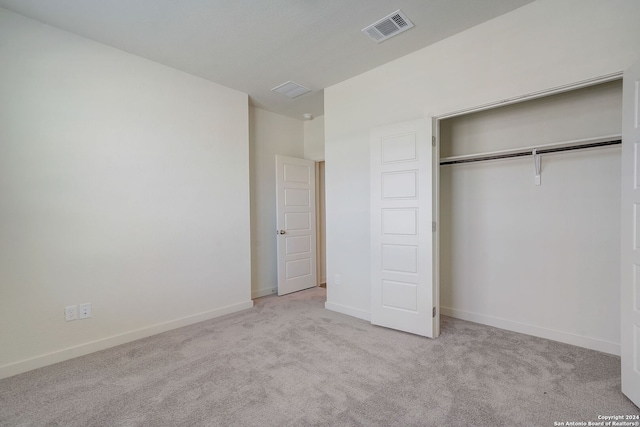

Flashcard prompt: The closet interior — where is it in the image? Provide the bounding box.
[438,80,623,354]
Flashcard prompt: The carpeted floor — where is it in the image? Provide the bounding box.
[0,287,638,426]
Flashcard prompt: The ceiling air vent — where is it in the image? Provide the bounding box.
[271,81,311,99]
[362,10,414,43]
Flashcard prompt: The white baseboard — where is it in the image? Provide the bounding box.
[325,302,371,322]
[440,306,620,356]
[252,287,277,299]
[0,300,254,380]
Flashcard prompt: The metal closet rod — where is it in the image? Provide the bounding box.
[439,139,621,166]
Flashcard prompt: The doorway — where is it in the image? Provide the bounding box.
[436,78,622,355]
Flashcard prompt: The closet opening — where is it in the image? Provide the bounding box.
[435,78,623,355]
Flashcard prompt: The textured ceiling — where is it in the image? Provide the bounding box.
[0,0,535,120]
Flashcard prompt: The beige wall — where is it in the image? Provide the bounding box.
[304,115,325,161]
[249,107,304,298]
[324,0,640,348]
[0,9,251,378]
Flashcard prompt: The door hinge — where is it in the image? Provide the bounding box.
[432,307,436,318]
[432,136,436,147]
[432,222,436,232]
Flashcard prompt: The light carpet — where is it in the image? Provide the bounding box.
[1,287,638,426]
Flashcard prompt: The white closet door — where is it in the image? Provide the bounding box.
[621,61,640,407]
[370,118,438,337]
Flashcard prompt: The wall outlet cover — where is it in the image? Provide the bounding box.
[65,305,77,321]
[78,303,92,319]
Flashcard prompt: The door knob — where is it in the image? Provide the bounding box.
[278,230,286,235]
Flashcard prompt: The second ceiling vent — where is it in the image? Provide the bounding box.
[362,10,414,43]
[271,81,311,99]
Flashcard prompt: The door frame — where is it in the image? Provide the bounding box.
[432,72,622,123]
[315,161,326,287]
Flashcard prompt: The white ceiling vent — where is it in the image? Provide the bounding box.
[362,10,414,43]
[271,81,311,99]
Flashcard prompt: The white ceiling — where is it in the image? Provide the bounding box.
[0,0,535,120]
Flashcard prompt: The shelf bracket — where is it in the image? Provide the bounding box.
[533,149,541,186]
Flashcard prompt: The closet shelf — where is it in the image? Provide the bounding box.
[439,134,622,166]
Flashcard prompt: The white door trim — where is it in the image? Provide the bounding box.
[433,72,622,121]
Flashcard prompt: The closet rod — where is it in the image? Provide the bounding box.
[439,139,621,166]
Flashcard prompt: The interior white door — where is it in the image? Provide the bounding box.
[370,118,438,337]
[621,61,640,407]
[275,155,317,296]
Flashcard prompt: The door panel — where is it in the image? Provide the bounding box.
[370,119,438,337]
[622,62,640,407]
[276,155,317,296]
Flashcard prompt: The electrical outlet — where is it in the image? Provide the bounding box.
[79,303,92,319]
[334,274,341,285]
[65,305,78,321]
